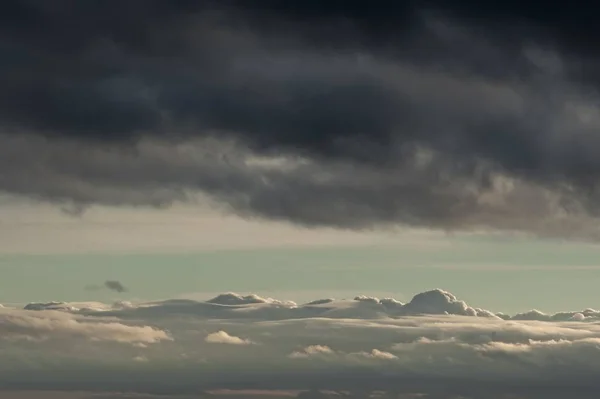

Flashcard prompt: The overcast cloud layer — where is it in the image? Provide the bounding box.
[0,289,599,398]
[2,1,600,238]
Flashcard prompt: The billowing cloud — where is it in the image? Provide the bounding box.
[289,345,335,359]
[5,288,600,397]
[0,307,169,344]
[1,2,600,240]
[290,346,397,362]
[26,289,600,324]
[357,349,398,360]
[207,293,295,306]
[205,331,253,345]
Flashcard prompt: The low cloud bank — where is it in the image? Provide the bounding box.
[0,307,170,344]
[5,288,600,397]
[39,289,599,322]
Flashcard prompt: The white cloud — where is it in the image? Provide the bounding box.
[7,288,600,397]
[79,289,600,322]
[205,331,253,345]
[207,293,296,307]
[290,346,398,362]
[0,307,170,344]
[289,345,334,358]
[355,349,398,360]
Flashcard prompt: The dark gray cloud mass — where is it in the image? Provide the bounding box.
[2,1,600,238]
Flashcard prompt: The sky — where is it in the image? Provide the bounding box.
[2,1,600,398]
[4,200,600,314]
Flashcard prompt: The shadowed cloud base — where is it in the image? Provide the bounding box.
[2,1,600,240]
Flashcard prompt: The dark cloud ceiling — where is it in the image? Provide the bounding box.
[2,0,600,238]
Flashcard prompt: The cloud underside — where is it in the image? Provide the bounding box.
[4,289,600,397]
[2,2,600,239]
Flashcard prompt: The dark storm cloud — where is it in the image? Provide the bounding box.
[2,1,600,237]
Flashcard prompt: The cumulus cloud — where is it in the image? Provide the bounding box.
[207,293,295,306]
[289,345,335,359]
[290,346,397,362]
[68,289,600,324]
[1,2,600,240]
[6,288,600,397]
[358,349,398,360]
[0,307,169,344]
[205,331,253,345]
